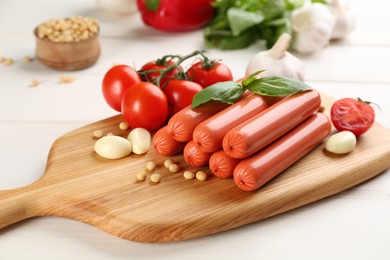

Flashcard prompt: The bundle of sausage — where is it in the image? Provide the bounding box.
[153,90,331,191]
[153,93,270,162]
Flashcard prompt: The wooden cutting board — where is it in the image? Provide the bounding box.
[1,94,390,243]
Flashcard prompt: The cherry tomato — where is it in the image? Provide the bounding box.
[102,65,141,112]
[331,98,375,137]
[121,82,168,132]
[140,60,182,88]
[186,61,233,88]
[163,80,203,117]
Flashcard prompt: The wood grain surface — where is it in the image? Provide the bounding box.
[1,94,390,243]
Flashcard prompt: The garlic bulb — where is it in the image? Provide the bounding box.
[246,33,305,81]
[329,0,356,40]
[291,2,335,54]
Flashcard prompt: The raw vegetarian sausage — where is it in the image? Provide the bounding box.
[167,100,229,142]
[192,94,269,153]
[153,126,186,156]
[209,149,240,179]
[183,140,212,167]
[223,90,321,159]
[233,113,331,191]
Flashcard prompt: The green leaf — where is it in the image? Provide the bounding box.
[191,81,244,108]
[227,8,264,36]
[241,70,265,86]
[145,0,160,11]
[204,27,257,50]
[244,76,311,96]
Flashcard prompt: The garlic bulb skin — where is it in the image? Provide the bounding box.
[330,0,356,40]
[292,3,335,54]
[246,33,305,81]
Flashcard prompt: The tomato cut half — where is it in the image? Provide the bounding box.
[330,98,375,137]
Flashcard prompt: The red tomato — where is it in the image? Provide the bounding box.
[331,98,375,137]
[186,61,233,88]
[121,82,168,131]
[163,80,203,117]
[102,65,141,112]
[140,60,182,88]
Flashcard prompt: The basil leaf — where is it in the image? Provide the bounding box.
[241,70,264,86]
[244,76,311,96]
[227,8,264,36]
[191,81,244,108]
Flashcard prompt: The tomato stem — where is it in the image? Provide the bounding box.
[139,50,214,88]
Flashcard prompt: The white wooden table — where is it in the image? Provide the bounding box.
[1,0,389,259]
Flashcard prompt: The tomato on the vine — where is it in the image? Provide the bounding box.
[121,82,168,132]
[102,65,141,112]
[140,60,182,87]
[163,80,203,117]
[330,98,375,137]
[186,61,233,88]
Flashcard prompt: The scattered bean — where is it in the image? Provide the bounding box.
[23,56,33,63]
[93,129,104,138]
[164,159,174,168]
[136,171,148,181]
[94,135,132,159]
[31,79,40,87]
[0,56,4,63]
[58,76,74,84]
[196,171,207,181]
[325,131,357,154]
[168,163,179,173]
[146,161,156,171]
[4,58,14,66]
[183,170,195,180]
[119,121,129,131]
[150,173,161,183]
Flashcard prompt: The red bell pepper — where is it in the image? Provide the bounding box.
[137,0,215,32]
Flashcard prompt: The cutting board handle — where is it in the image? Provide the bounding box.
[0,182,45,229]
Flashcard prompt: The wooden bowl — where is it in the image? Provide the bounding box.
[34,28,101,71]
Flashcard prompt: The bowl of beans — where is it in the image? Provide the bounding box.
[34,16,101,71]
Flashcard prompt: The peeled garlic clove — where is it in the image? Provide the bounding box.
[94,135,132,159]
[325,131,356,154]
[127,128,151,154]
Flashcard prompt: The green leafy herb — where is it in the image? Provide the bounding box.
[243,76,311,96]
[191,81,244,108]
[191,71,312,108]
[204,0,324,50]
[227,8,264,36]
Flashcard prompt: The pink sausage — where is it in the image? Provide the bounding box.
[192,94,269,154]
[183,140,212,167]
[209,149,240,179]
[153,126,186,156]
[234,113,331,192]
[167,101,229,142]
[223,90,321,159]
